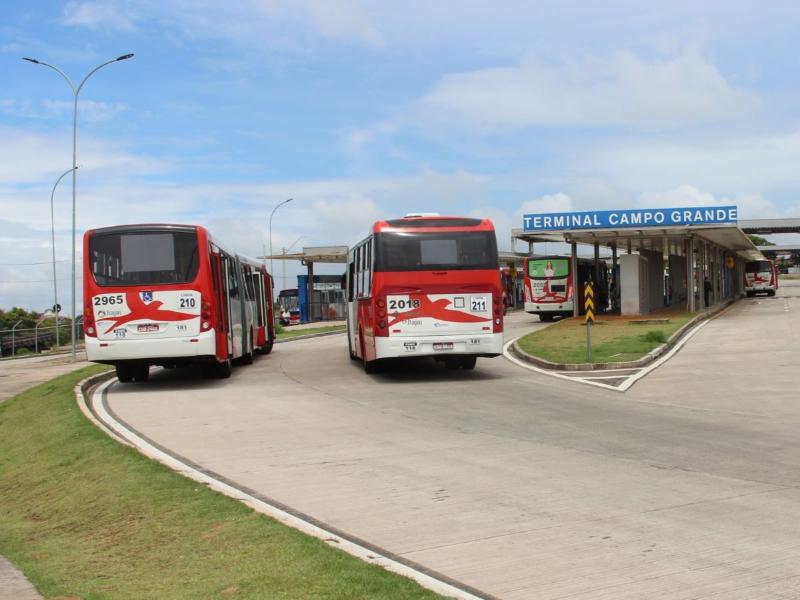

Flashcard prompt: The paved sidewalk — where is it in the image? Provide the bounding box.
[1,352,89,599]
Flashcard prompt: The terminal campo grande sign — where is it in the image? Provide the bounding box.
[523,206,738,232]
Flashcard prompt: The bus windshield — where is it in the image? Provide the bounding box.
[745,261,772,273]
[529,258,569,279]
[89,230,200,286]
[374,230,497,272]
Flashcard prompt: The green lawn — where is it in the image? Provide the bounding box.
[277,324,346,339]
[516,313,695,365]
[0,366,442,600]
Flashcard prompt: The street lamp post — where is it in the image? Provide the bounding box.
[24,53,134,361]
[50,166,78,348]
[268,198,293,292]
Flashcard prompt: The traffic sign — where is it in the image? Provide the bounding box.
[584,282,595,323]
[53,303,61,314]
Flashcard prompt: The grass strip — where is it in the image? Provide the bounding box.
[0,366,442,600]
[517,313,695,364]
[277,325,346,339]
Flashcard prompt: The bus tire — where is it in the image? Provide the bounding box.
[539,313,554,322]
[364,358,381,374]
[115,363,133,383]
[216,358,232,379]
[460,356,477,370]
[259,339,274,355]
[132,364,150,382]
[444,357,461,370]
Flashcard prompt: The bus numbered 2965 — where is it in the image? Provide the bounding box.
[345,214,504,373]
[83,224,275,382]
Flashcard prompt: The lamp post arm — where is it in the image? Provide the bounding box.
[24,59,76,94]
[75,58,119,96]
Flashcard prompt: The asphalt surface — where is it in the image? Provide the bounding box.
[98,283,800,598]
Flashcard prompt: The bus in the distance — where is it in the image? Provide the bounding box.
[523,255,607,321]
[346,214,503,373]
[83,224,275,382]
[744,259,778,297]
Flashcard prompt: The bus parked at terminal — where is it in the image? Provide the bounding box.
[346,214,503,372]
[744,259,778,297]
[83,224,275,382]
[523,255,608,321]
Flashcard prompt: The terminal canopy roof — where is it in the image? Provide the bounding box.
[261,245,348,264]
[511,224,764,261]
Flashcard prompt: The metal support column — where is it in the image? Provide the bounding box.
[571,242,579,317]
[306,260,314,323]
[687,237,695,312]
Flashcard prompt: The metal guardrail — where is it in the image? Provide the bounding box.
[0,323,83,357]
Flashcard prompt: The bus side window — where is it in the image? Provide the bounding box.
[348,259,355,302]
[227,257,239,299]
[365,239,372,297]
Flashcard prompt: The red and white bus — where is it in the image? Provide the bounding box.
[744,259,778,297]
[83,224,275,382]
[523,255,607,321]
[346,215,503,372]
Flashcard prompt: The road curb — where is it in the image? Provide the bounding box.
[510,299,737,372]
[275,328,346,344]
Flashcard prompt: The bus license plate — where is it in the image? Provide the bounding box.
[433,342,454,351]
[137,323,159,333]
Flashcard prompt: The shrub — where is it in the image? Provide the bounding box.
[642,330,667,344]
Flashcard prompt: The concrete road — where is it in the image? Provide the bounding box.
[0,351,88,404]
[103,284,800,599]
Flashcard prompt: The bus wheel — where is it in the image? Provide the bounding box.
[216,358,232,379]
[132,364,150,382]
[444,357,461,370]
[539,314,553,322]
[460,356,477,370]
[116,363,133,383]
[259,339,274,355]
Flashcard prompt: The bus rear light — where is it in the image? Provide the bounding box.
[202,321,210,331]
[83,305,96,338]
[377,299,386,308]
[378,320,387,329]
[201,299,212,320]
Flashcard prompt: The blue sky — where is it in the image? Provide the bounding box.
[2,1,800,310]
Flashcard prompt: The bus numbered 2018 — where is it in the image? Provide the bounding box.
[744,259,778,297]
[523,255,608,321]
[345,214,504,373]
[83,224,275,382]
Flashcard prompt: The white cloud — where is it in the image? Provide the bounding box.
[0,125,166,185]
[41,99,127,122]
[61,1,137,31]
[588,130,800,192]
[421,51,755,131]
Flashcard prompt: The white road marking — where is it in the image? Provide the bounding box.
[503,318,711,393]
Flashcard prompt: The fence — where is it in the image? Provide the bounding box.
[0,323,83,357]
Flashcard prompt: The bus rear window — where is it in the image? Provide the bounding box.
[745,261,772,273]
[90,231,199,286]
[529,259,569,278]
[375,231,497,272]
